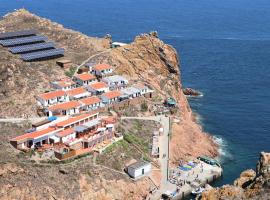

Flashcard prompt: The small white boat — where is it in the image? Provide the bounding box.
[191,187,205,196]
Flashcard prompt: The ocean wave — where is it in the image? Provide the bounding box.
[213,136,233,163]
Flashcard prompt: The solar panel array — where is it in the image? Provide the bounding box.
[0,29,65,61]
[21,48,65,61]
[9,42,55,54]
[0,35,47,47]
[0,29,37,40]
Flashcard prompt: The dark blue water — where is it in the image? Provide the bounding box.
[1,0,270,185]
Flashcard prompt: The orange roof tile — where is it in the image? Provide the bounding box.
[56,112,98,127]
[56,128,75,137]
[66,87,87,96]
[48,101,81,111]
[38,90,66,100]
[102,90,122,99]
[89,82,108,90]
[57,80,76,88]
[11,127,57,141]
[75,73,96,81]
[94,64,112,71]
[80,96,101,106]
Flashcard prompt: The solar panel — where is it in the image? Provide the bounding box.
[0,35,47,47]
[0,29,37,40]
[21,48,65,61]
[9,42,55,54]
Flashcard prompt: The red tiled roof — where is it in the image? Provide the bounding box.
[56,112,98,127]
[56,128,75,137]
[57,80,76,88]
[89,82,108,90]
[94,64,112,71]
[11,127,57,141]
[66,87,87,96]
[80,96,101,106]
[38,90,66,100]
[102,90,122,99]
[75,73,96,81]
[48,101,81,111]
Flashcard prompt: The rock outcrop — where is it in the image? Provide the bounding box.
[201,152,270,200]
[183,87,202,96]
[0,9,218,199]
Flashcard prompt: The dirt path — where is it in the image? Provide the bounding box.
[72,49,111,77]
[121,115,171,199]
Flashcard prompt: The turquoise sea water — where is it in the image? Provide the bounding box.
[1,0,270,186]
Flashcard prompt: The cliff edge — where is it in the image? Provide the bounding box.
[0,9,218,199]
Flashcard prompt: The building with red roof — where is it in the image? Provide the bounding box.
[50,78,76,91]
[47,100,81,116]
[100,90,122,104]
[66,87,90,100]
[80,96,102,111]
[93,64,113,77]
[74,73,97,86]
[36,90,68,107]
[86,81,109,95]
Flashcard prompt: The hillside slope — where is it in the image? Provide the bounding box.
[0,9,218,199]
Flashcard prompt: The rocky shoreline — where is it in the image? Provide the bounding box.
[0,9,219,199]
[201,152,270,200]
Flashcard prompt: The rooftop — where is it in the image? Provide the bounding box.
[56,128,75,137]
[89,82,108,90]
[56,59,72,64]
[128,160,150,170]
[48,101,81,111]
[80,96,101,106]
[75,73,96,81]
[38,90,66,100]
[134,83,149,90]
[66,87,88,96]
[94,63,112,71]
[56,112,98,127]
[11,127,57,142]
[121,87,141,95]
[102,90,122,99]
[52,79,75,88]
[103,75,128,83]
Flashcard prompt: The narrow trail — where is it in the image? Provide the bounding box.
[72,48,111,77]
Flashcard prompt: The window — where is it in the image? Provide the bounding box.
[142,168,144,175]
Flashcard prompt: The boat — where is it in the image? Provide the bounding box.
[191,187,205,196]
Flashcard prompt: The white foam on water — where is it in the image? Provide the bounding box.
[213,135,233,162]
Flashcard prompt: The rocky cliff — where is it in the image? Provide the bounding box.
[0,9,218,199]
[201,152,270,200]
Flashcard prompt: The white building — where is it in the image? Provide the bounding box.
[102,75,128,90]
[46,101,81,116]
[100,90,122,105]
[36,90,68,107]
[50,79,76,91]
[121,87,141,99]
[127,160,151,179]
[80,96,102,111]
[73,73,97,86]
[111,42,127,48]
[93,64,113,77]
[66,87,90,100]
[86,82,110,95]
[55,128,76,143]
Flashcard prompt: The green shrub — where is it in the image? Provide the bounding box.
[141,102,148,112]
[65,66,77,78]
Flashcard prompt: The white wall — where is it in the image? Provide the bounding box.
[62,132,76,143]
[128,163,151,178]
